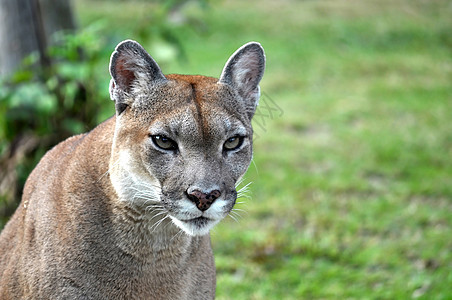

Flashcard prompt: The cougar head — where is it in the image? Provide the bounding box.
[108,40,265,236]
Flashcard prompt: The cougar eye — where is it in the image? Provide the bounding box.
[151,135,178,151]
[223,136,244,151]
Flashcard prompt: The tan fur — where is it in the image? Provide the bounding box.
[0,40,265,299]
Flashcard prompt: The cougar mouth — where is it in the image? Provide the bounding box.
[189,216,211,226]
[170,214,221,236]
[180,215,214,228]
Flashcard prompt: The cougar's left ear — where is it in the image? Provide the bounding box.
[219,42,266,119]
[109,40,167,114]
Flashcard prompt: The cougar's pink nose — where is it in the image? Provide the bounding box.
[187,189,221,211]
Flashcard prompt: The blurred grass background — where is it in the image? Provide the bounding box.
[1,0,452,298]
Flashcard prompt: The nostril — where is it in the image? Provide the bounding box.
[187,190,203,203]
[186,189,221,211]
[186,193,198,204]
[209,190,221,201]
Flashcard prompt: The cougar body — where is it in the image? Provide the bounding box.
[0,40,265,299]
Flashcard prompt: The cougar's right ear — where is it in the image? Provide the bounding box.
[109,40,167,114]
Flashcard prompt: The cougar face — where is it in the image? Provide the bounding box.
[108,41,265,236]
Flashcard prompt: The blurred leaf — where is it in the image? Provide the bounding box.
[62,118,85,135]
[149,38,179,64]
[8,83,57,114]
[10,69,34,83]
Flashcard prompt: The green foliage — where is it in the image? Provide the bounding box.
[0,24,110,226]
[1,24,107,139]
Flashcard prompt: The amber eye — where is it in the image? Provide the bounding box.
[223,136,244,151]
[151,135,178,151]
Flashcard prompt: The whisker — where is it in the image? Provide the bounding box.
[251,158,259,175]
[232,208,247,214]
[237,194,251,201]
[237,181,253,194]
[170,228,185,242]
[134,194,159,203]
[235,201,247,205]
[148,211,168,223]
[231,208,244,217]
[150,215,170,232]
[228,212,240,223]
[97,158,121,182]
[144,205,165,212]
[230,179,251,224]
[131,181,161,190]
[163,217,178,231]
[235,177,245,189]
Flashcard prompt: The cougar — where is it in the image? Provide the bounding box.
[0,40,265,299]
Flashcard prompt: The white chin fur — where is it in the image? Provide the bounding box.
[170,216,220,236]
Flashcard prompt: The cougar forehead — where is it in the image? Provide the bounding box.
[131,74,249,128]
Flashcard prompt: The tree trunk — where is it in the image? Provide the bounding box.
[0,0,76,77]
[0,0,76,225]
[39,0,76,41]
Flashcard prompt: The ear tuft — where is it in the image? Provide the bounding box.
[109,40,166,113]
[219,42,266,118]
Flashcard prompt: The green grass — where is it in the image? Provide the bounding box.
[62,0,452,298]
